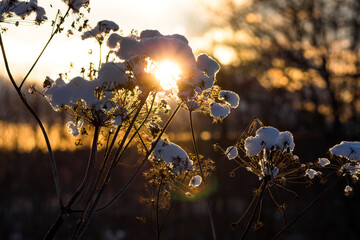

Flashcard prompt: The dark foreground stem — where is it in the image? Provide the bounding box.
[0,33,64,208]
[156,178,164,240]
[189,111,217,240]
[43,213,65,240]
[270,175,342,240]
[241,179,268,240]
[97,103,183,212]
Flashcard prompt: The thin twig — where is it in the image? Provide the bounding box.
[270,174,342,240]
[19,7,71,89]
[241,179,268,240]
[0,32,64,208]
[96,103,183,212]
[156,177,163,240]
[189,111,217,240]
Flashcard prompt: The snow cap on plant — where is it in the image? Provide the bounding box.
[66,119,84,137]
[210,102,230,119]
[218,90,240,108]
[44,61,131,127]
[150,139,193,174]
[318,158,330,167]
[107,29,221,99]
[189,175,202,187]
[244,126,295,157]
[63,0,89,12]
[305,169,322,179]
[329,141,360,161]
[225,146,238,160]
[0,0,47,23]
[82,20,119,42]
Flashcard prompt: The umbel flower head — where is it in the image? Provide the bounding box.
[229,126,302,182]
[0,0,47,24]
[63,0,89,12]
[44,62,130,128]
[316,141,360,196]
[44,26,240,133]
[150,138,193,174]
[107,30,219,97]
[219,121,306,231]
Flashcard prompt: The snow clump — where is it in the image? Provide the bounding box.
[189,175,202,187]
[244,127,295,157]
[150,139,193,174]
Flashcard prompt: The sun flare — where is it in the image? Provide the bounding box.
[154,60,181,91]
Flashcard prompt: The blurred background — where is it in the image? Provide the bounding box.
[1,0,360,239]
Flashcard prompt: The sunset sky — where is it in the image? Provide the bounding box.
[0,0,245,84]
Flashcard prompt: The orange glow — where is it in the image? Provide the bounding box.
[154,60,181,91]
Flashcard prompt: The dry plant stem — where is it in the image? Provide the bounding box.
[70,94,151,239]
[83,92,156,215]
[78,125,101,207]
[233,194,257,227]
[66,125,101,208]
[43,126,100,240]
[270,174,342,240]
[96,103,183,212]
[19,7,71,89]
[0,33,64,208]
[156,177,164,240]
[189,111,217,240]
[241,179,268,240]
[114,91,157,163]
[43,213,65,240]
[158,172,188,233]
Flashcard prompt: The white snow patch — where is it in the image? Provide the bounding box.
[225,146,238,160]
[151,139,193,174]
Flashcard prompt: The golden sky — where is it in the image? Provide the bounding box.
[0,0,245,84]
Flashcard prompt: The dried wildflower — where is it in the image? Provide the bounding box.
[220,121,305,233]
[315,141,360,196]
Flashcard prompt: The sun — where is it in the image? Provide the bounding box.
[154,60,181,91]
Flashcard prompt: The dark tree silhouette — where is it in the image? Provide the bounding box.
[215,0,360,133]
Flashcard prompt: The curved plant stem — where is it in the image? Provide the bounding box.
[156,178,164,240]
[70,94,151,239]
[76,126,101,207]
[19,7,71,89]
[0,32,64,208]
[66,126,101,208]
[270,175,342,240]
[189,111,217,240]
[43,213,65,240]
[241,179,268,240]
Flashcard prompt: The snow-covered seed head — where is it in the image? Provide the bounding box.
[244,126,295,157]
[225,146,238,160]
[66,119,84,137]
[218,90,240,108]
[318,158,330,167]
[189,175,202,188]
[305,169,322,179]
[150,139,193,174]
[329,141,360,162]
